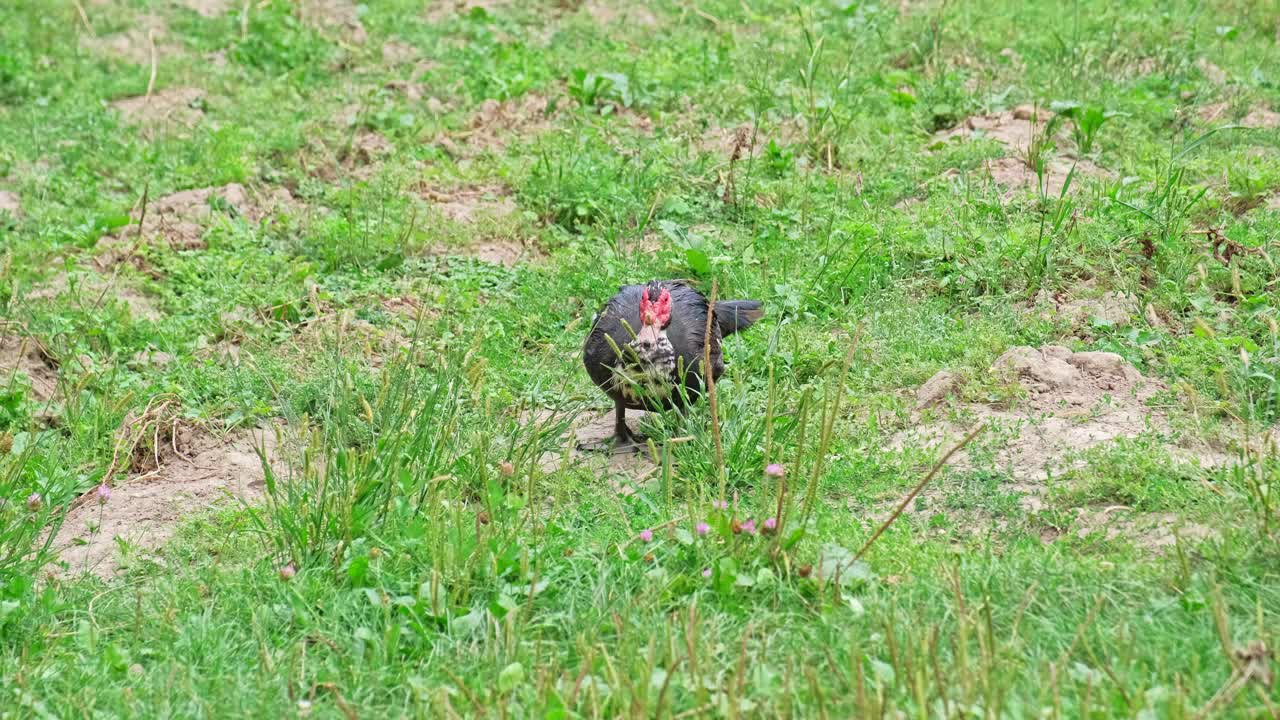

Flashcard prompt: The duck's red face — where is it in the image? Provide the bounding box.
[639,287,672,328]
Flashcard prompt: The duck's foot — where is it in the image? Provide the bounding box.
[576,431,648,455]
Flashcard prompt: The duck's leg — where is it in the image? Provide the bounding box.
[577,399,646,454]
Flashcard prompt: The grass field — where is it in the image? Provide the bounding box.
[2,0,1279,716]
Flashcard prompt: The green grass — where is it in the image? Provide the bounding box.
[2,0,1280,716]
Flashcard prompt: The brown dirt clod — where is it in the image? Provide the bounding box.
[892,345,1225,513]
[936,106,1114,196]
[96,183,296,265]
[381,40,418,65]
[915,370,962,409]
[111,87,206,136]
[983,156,1113,199]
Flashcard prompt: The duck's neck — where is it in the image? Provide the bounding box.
[618,324,678,403]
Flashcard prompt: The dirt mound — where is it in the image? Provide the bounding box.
[450,93,557,155]
[1064,507,1217,549]
[0,333,59,403]
[52,422,287,578]
[416,184,538,266]
[27,271,161,321]
[111,87,205,137]
[982,156,1113,198]
[935,104,1052,148]
[424,0,508,23]
[303,118,395,182]
[178,0,232,17]
[96,183,295,264]
[382,40,418,65]
[473,242,533,267]
[1032,286,1141,335]
[429,238,539,268]
[699,120,805,162]
[1198,103,1280,129]
[584,1,658,27]
[893,345,1222,492]
[345,130,394,164]
[302,0,367,44]
[0,190,20,217]
[1197,58,1227,85]
[936,106,1114,196]
[290,311,413,369]
[80,16,180,65]
[419,184,516,223]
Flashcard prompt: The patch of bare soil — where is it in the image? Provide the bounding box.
[982,156,1113,198]
[385,79,429,101]
[936,106,1116,196]
[429,237,540,268]
[424,0,508,23]
[111,87,205,137]
[473,242,537,267]
[303,117,396,181]
[27,271,162,322]
[1197,58,1228,85]
[584,1,658,27]
[302,0,367,44]
[524,409,659,492]
[622,232,667,256]
[0,190,20,217]
[382,40,418,65]
[334,130,393,178]
[178,0,232,18]
[0,333,59,402]
[1033,285,1140,335]
[51,421,288,578]
[1066,507,1217,550]
[935,104,1053,148]
[446,93,558,155]
[419,184,516,223]
[96,183,296,266]
[891,345,1224,509]
[698,120,805,162]
[417,184,540,266]
[79,15,180,65]
[1198,102,1280,128]
[292,311,413,369]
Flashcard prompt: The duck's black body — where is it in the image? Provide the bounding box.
[581,280,763,451]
